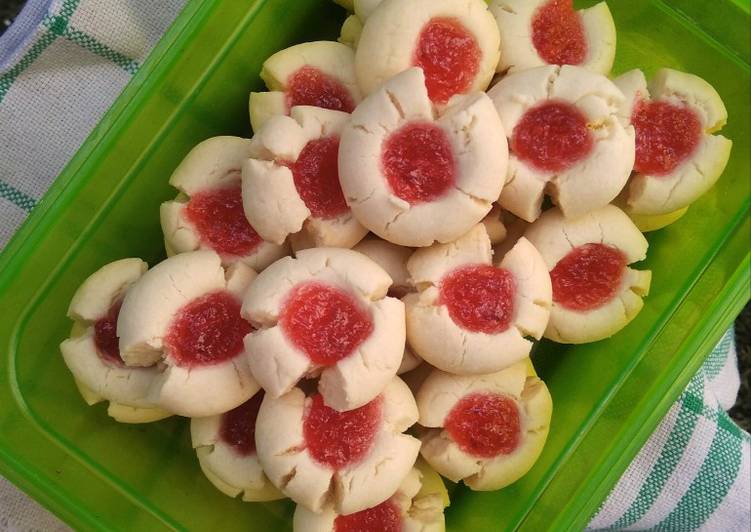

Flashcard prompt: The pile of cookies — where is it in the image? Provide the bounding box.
[60,0,732,529]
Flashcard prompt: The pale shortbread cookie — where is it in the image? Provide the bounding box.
[354,0,500,101]
[524,205,652,344]
[353,237,414,298]
[352,237,422,374]
[481,204,508,245]
[256,377,421,514]
[338,14,363,48]
[242,247,405,411]
[190,393,284,502]
[293,461,447,531]
[160,136,288,271]
[243,106,368,250]
[405,224,551,375]
[614,68,732,217]
[117,250,259,417]
[489,0,616,74]
[249,41,361,132]
[417,361,552,491]
[339,68,507,247]
[492,210,529,258]
[60,258,171,423]
[488,65,635,222]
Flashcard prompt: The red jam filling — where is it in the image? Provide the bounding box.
[382,122,455,204]
[285,136,349,219]
[334,499,402,532]
[303,393,382,470]
[440,264,516,334]
[219,390,264,456]
[94,299,125,365]
[531,0,587,66]
[185,184,264,257]
[445,392,521,458]
[413,17,481,104]
[280,282,373,366]
[164,291,253,367]
[632,99,703,176]
[551,243,627,311]
[511,100,594,173]
[286,66,355,113]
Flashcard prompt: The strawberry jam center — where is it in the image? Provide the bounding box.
[440,264,516,334]
[445,392,521,458]
[511,100,593,173]
[632,99,702,176]
[551,243,627,311]
[219,390,264,456]
[531,0,587,66]
[303,393,382,470]
[185,184,264,257]
[280,282,373,366]
[285,136,349,219]
[286,66,355,113]
[94,299,125,365]
[382,122,455,204]
[165,291,252,367]
[413,17,481,104]
[334,499,402,532]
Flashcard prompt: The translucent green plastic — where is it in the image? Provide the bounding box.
[0,1,748,530]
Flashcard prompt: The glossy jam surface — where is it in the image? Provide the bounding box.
[165,292,252,367]
[551,243,627,311]
[382,122,455,204]
[531,0,587,66]
[94,299,125,365]
[445,392,521,458]
[413,17,481,104]
[280,282,373,366]
[440,265,516,334]
[632,99,702,176]
[185,184,264,257]
[287,136,349,219]
[511,100,593,173]
[286,66,355,113]
[303,394,382,469]
[219,391,264,456]
[334,499,402,532]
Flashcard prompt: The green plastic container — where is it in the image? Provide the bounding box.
[0,0,748,530]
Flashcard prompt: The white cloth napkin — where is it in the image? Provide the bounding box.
[0,1,748,531]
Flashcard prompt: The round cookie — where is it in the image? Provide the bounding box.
[160,136,288,271]
[352,237,421,374]
[355,0,500,105]
[117,250,259,417]
[190,390,283,502]
[249,41,361,132]
[489,0,616,75]
[59,258,171,423]
[339,67,507,247]
[293,461,447,532]
[255,377,421,514]
[243,106,368,250]
[614,68,732,217]
[417,361,552,491]
[488,65,635,222]
[523,205,652,344]
[405,224,551,375]
[481,204,508,245]
[242,247,405,411]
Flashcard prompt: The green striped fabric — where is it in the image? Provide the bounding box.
[589,329,750,531]
[0,2,748,531]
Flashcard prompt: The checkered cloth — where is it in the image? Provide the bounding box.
[0,1,748,531]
